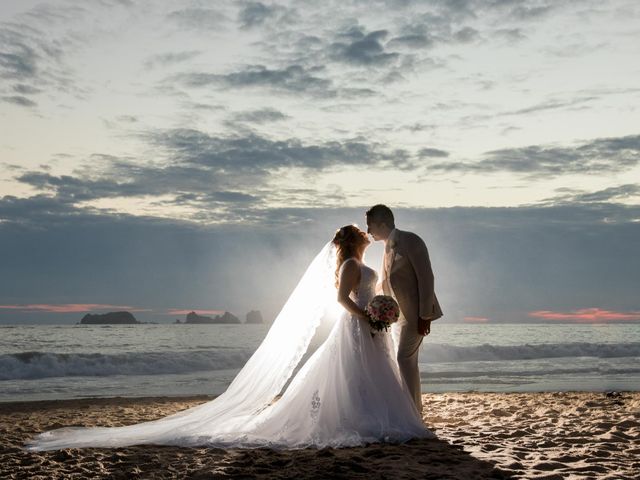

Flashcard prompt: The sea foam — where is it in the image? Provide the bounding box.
[423,342,640,363]
[1,342,638,381]
[0,349,252,380]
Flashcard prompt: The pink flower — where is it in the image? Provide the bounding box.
[365,295,400,332]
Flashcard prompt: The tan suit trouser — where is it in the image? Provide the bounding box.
[394,313,424,413]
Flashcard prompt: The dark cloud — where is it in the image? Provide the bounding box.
[239,2,271,28]
[0,194,78,228]
[504,97,596,116]
[237,1,297,29]
[23,154,226,201]
[115,115,137,123]
[0,163,23,172]
[423,0,476,20]
[547,184,640,204]
[0,43,37,80]
[230,107,289,124]
[375,0,568,59]
[400,122,438,132]
[453,26,480,43]
[12,83,42,95]
[294,34,323,50]
[166,8,228,30]
[429,134,640,177]
[455,95,599,125]
[493,28,527,42]
[204,191,259,203]
[1,95,36,107]
[418,147,449,158]
[381,16,481,62]
[571,184,640,203]
[165,191,260,211]
[0,10,80,108]
[258,25,414,87]
[16,172,149,202]
[329,28,399,66]
[184,102,227,112]
[144,51,201,69]
[424,0,558,22]
[143,129,391,172]
[173,64,338,98]
[9,169,262,227]
[10,129,417,225]
[510,5,553,21]
[387,33,434,49]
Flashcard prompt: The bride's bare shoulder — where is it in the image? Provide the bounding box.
[339,257,361,273]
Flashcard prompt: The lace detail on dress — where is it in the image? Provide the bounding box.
[310,390,321,422]
[343,261,378,355]
[344,260,378,309]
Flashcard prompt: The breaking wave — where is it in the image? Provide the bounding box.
[0,349,253,380]
[1,342,638,381]
[423,342,640,363]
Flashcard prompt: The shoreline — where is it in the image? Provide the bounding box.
[1,390,636,410]
[1,392,638,479]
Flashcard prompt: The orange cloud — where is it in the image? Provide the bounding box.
[529,308,640,323]
[463,316,490,323]
[165,309,225,316]
[0,304,151,313]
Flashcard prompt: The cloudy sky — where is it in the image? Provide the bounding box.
[1,0,639,324]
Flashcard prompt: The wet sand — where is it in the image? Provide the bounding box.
[1,392,638,479]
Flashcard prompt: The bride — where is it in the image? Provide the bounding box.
[26,225,434,451]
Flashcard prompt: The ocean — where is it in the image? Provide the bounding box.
[1,323,638,402]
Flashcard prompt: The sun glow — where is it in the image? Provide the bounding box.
[0,304,150,313]
[528,308,640,323]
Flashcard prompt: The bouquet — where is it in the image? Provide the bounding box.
[365,295,400,332]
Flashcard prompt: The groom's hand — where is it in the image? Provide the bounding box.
[418,318,431,336]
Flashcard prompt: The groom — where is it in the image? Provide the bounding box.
[366,204,443,413]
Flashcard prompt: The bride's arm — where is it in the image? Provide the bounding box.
[337,260,368,321]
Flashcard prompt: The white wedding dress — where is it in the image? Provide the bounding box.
[26,246,433,451]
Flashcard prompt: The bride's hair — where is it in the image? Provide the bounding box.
[331,225,368,288]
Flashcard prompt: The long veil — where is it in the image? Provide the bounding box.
[26,242,338,450]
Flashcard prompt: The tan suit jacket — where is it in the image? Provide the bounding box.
[383,229,443,323]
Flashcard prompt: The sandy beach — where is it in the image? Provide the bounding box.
[1,392,638,479]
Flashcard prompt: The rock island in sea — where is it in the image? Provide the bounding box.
[79,311,140,325]
[245,310,264,324]
[176,311,241,324]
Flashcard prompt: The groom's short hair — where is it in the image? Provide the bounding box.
[366,204,395,229]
